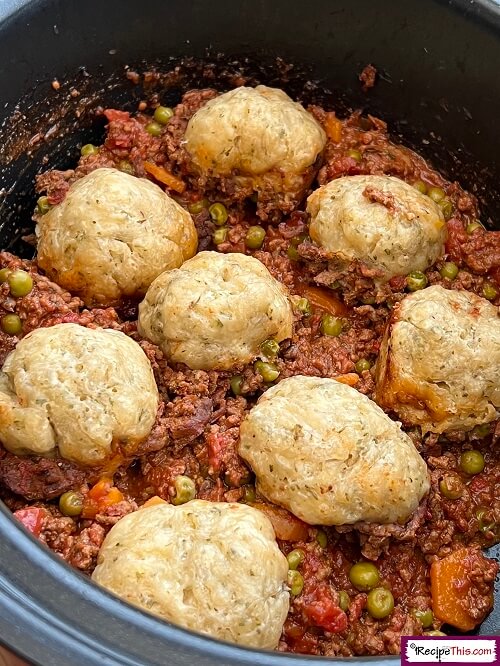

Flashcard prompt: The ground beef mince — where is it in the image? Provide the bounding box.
[2,84,499,657]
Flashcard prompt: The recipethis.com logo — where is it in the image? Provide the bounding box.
[401,636,499,665]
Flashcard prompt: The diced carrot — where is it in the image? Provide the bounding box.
[324,113,343,143]
[142,496,167,509]
[250,502,309,541]
[430,548,487,632]
[299,285,348,317]
[143,161,186,193]
[335,373,360,387]
[82,478,124,519]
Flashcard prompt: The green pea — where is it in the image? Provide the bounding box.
[355,358,371,374]
[287,569,304,596]
[241,485,256,503]
[425,631,446,637]
[290,233,309,248]
[321,314,343,337]
[80,143,99,157]
[37,195,51,215]
[347,149,362,162]
[427,186,445,203]
[406,271,428,292]
[440,262,459,280]
[117,160,134,175]
[411,608,434,629]
[287,245,301,262]
[145,121,163,137]
[8,270,33,298]
[230,375,244,396]
[439,198,453,220]
[245,225,266,250]
[316,530,327,548]
[153,105,174,125]
[361,295,376,305]
[59,491,83,517]
[466,220,483,234]
[482,283,498,301]
[475,506,496,533]
[366,587,394,619]
[413,180,428,194]
[338,590,350,611]
[287,549,305,570]
[213,227,228,245]
[439,475,463,500]
[472,423,491,439]
[209,202,228,226]
[172,475,196,506]
[296,297,312,316]
[1,314,22,335]
[0,268,12,283]
[254,360,279,383]
[260,338,280,358]
[188,199,209,215]
[460,449,485,475]
[349,562,380,591]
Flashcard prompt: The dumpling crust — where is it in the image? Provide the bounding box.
[36,168,198,306]
[92,500,289,649]
[238,375,429,526]
[184,86,326,214]
[138,251,293,371]
[0,323,159,466]
[374,285,500,432]
[307,175,447,280]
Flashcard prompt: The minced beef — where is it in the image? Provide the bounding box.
[2,84,499,657]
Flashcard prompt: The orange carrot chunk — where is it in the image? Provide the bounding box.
[324,112,343,143]
[430,547,494,632]
[299,284,348,317]
[250,502,309,542]
[143,161,186,194]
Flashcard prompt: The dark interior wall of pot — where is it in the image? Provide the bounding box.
[1,0,500,255]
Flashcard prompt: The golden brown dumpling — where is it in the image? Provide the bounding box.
[92,500,289,648]
[307,175,446,280]
[184,86,326,216]
[375,285,500,432]
[138,251,293,370]
[36,168,197,306]
[0,323,159,466]
[239,375,429,525]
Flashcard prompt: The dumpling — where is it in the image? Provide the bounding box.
[307,175,447,280]
[92,500,289,649]
[374,285,500,432]
[0,323,159,466]
[238,375,429,526]
[138,251,293,370]
[184,86,326,217]
[36,168,198,306]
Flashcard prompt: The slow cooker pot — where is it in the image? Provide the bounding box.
[0,0,498,663]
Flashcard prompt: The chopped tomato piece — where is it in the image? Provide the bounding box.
[13,507,45,537]
[250,502,309,541]
[104,109,131,122]
[299,285,348,317]
[143,162,186,193]
[82,478,124,519]
[301,583,348,633]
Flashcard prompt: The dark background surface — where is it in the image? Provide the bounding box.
[0,0,498,664]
